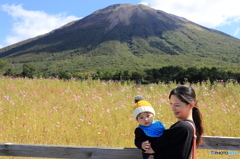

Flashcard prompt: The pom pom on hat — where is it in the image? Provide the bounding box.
[133,96,155,120]
[134,95,144,103]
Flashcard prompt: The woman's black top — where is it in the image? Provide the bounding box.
[151,120,195,159]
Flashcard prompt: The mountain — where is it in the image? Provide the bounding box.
[0,4,240,74]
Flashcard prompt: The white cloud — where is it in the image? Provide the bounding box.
[234,27,240,37]
[139,0,240,28]
[0,4,80,48]
[140,1,149,6]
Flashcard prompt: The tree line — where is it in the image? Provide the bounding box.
[0,59,239,84]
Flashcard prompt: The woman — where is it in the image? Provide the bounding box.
[145,85,204,159]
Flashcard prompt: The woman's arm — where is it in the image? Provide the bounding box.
[150,121,192,153]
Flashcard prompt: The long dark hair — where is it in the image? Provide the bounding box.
[169,85,204,147]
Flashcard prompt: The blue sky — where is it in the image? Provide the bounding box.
[1,0,240,48]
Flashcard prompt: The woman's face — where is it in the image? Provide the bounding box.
[169,95,193,120]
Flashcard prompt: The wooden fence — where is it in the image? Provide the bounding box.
[0,136,239,158]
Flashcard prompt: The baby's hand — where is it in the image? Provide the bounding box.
[141,140,150,150]
[145,146,155,154]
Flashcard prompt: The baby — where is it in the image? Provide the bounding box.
[133,95,165,159]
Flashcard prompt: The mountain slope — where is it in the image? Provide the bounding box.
[0,4,240,73]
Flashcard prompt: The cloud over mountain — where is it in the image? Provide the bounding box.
[140,0,240,36]
[0,4,80,48]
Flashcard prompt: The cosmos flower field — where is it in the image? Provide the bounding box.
[0,77,239,159]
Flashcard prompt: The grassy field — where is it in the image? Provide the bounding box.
[0,77,239,159]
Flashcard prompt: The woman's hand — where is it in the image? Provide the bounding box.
[141,140,150,150]
[148,155,154,159]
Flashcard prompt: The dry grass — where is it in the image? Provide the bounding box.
[0,77,239,159]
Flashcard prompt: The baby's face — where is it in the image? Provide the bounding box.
[137,112,154,126]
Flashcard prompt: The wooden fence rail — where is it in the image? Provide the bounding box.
[0,136,239,159]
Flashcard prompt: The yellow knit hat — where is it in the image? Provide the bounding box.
[133,98,155,120]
